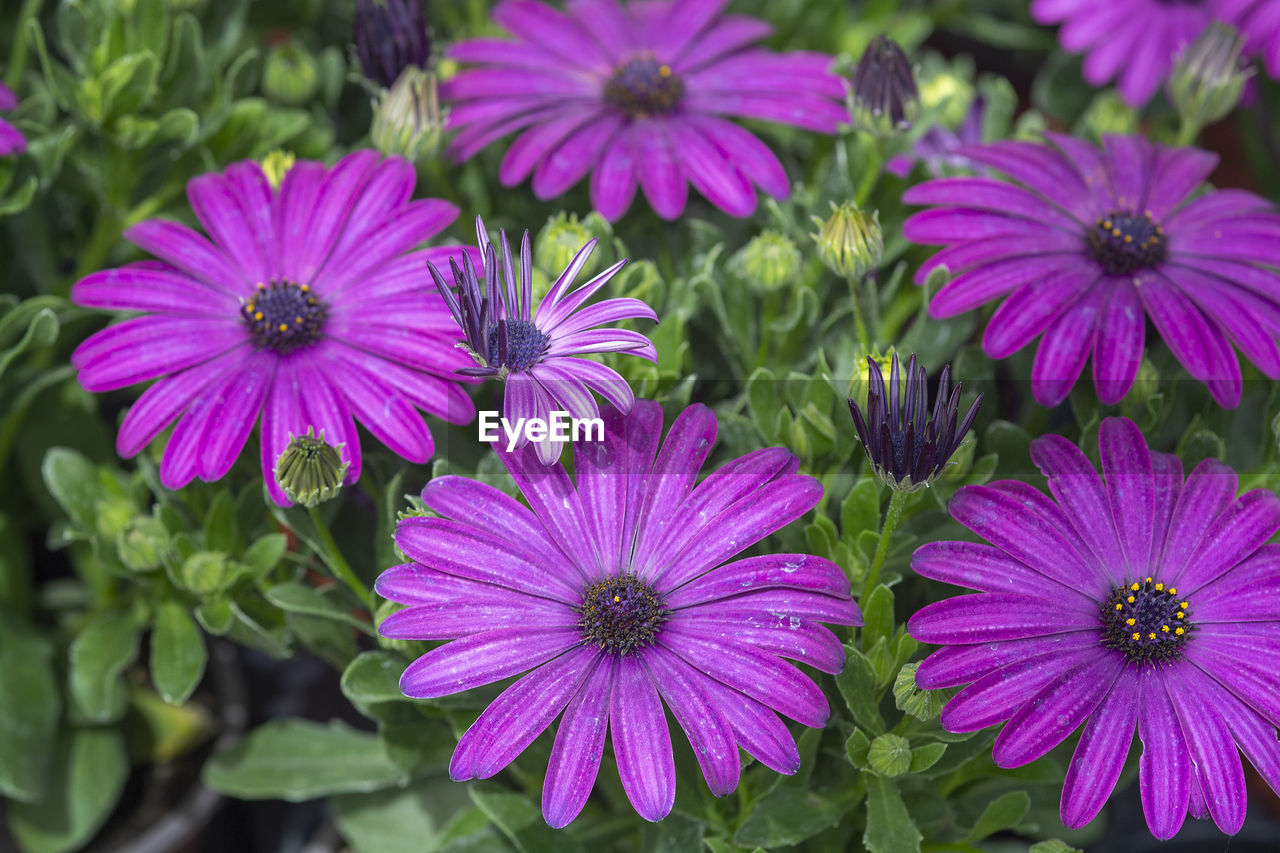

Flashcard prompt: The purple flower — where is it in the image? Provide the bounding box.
[71,151,478,504]
[428,215,656,465]
[903,133,1280,408]
[376,401,861,826]
[885,96,986,179]
[0,82,25,157]
[909,417,1280,839]
[440,0,847,220]
[1222,0,1280,77]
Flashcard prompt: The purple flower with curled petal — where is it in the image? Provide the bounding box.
[0,82,26,157]
[376,401,861,826]
[71,151,479,505]
[908,417,1280,839]
[440,0,847,220]
[428,215,656,465]
[903,133,1280,409]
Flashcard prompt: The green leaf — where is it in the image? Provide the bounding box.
[0,620,60,802]
[1029,841,1083,853]
[6,727,129,853]
[194,598,232,634]
[203,489,238,552]
[746,367,780,441]
[68,611,140,723]
[863,775,922,853]
[265,580,375,635]
[892,662,951,722]
[241,533,287,580]
[342,651,410,706]
[150,601,207,704]
[0,307,56,378]
[640,813,704,852]
[841,479,880,540]
[962,790,1030,843]
[203,719,407,800]
[224,601,291,658]
[908,742,946,774]
[470,785,580,853]
[41,448,98,530]
[845,729,870,768]
[96,50,159,119]
[733,787,855,849]
[861,584,894,649]
[835,645,883,734]
[333,777,473,853]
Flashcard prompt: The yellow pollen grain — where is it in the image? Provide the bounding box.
[1161,625,1170,633]
[1112,228,1122,237]
[1102,219,1112,229]
[1131,583,1140,591]
[300,284,310,292]
[1176,612,1185,619]
[1148,633,1157,640]
[1126,618,1136,626]
[1115,603,1124,610]
[613,595,620,602]
[659,64,671,77]
[1180,601,1188,608]
[256,282,266,290]
[1131,633,1141,641]
[1169,588,1177,595]
[1176,627,1185,636]
[246,303,255,312]
[1127,595,1135,603]
[254,311,264,321]
[1155,583,1163,591]
[1124,235,1133,244]
[295,316,303,324]
[278,323,288,332]
[1145,577,1153,583]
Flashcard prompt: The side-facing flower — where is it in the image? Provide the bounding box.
[903,133,1280,408]
[71,151,478,504]
[847,352,982,492]
[354,0,431,89]
[908,417,1280,839]
[849,34,919,138]
[0,82,25,157]
[428,215,656,465]
[376,401,861,826]
[440,0,846,220]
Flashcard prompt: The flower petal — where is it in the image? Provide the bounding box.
[399,626,582,698]
[609,655,675,822]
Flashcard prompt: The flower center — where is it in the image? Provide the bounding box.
[1085,211,1167,275]
[241,280,327,354]
[577,574,668,656]
[486,319,549,372]
[603,57,684,118]
[1100,577,1192,664]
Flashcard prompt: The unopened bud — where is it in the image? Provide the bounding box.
[812,202,883,281]
[847,348,896,409]
[263,42,319,106]
[274,427,349,508]
[355,0,431,89]
[850,34,919,138]
[732,230,802,292]
[371,67,442,162]
[534,212,610,282]
[1169,22,1251,129]
[868,733,913,777]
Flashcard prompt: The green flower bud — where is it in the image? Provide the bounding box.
[847,348,896,409]
[868,733,913,777]
[260,150,296,191]
[117,515,169,572]
[181,550,231,595]
[1079,91,1138,140]
[731,230,802,292]
[534,212,612,283]
[263,42,319,106]
[892,662,950,722]
[1169,22,1251,130]
[371,67,443,163]
[274,427,349,508]
[917,68,975,129]
[812,202,883,281]
[94,496,136,541]
[1120,357,1161,417]
[849,35,919,138]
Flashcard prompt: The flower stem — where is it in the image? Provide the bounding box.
[853,138,883,207]
[5,0,45,87]
[861,489,907,608]
[307,506,371,608]
[1175,117,1202,147]
[847,273,872,351]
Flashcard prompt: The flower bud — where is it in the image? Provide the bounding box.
[847,348,896,408]
[868,733,913,777]
[117,516,169,572]
[1169,22,1250,129]
[732,230,802,292]
[1080,91,1139,140]
[371,67,443,162]
[355,0,431,89]
[1120,357,1161,416]
[263,42,319,106]
[917,68,974,129]
[534,212,610,281]
[261,150,296,190]
[850,34,919,138]
[812,202,883,281]
[274,427,349,508]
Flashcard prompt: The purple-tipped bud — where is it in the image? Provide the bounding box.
[354,0,431,89]
[850,34,919,138]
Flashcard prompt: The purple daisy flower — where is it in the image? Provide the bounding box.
[71,151,479,504]
[908,417,1280,839]
[885,95,986,179]
[376,401,861,826]
[440,0,847,220]
[0,82,25,157]
[902,133,1280,408]
[428,215,656,465]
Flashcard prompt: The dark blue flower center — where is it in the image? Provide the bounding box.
[1086,211,1167,275]
[486,319,549,372]
[577,575,668,656]
[1101,577,1191,664]
[604,57,684,117]
[241,280,327,354]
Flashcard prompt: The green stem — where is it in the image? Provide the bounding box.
[6,0,45,88]
[1175,116,1202,147]
[847,273,871,351]
[861,489,907,607]
[853,139,883,207]
[307,506,371,608]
